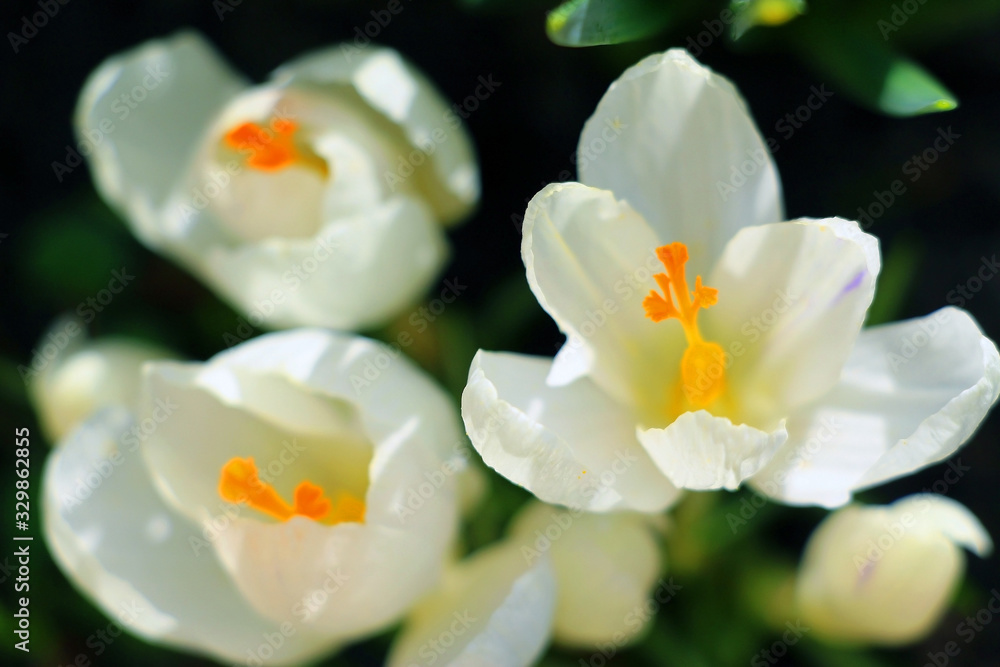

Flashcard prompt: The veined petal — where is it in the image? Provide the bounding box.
[272,45,479,224]
[522,182,686,409]
[638,411,787,490]
[196,195,447,330]
[752,308,1000,507]
[42,408,336,665]
[75,31,247,246]
[796,495,991,645]
[508,501,664,648]
[462,351,681,513]
[387,541,556,667]
[578,49,782,277]
[704,218,879,424]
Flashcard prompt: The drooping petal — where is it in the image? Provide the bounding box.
[508,501,665,648]
[462,351,682,513]
[387,541,556,667]
[751,308,1000,507]
[637,411,787,491]
[522,182,686,411]
[578,49,782,277]
[273,45,480,224]
[75,31,247,245]
[195,195,447,330]
[703,218,879,424]
[42,408,336,665]
[796,495,991,645]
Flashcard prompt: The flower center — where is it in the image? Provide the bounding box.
[223,119,329,177]
[643,242,726,410]
[218,457,365,525]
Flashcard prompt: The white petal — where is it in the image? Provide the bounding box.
[796,495,991,645]
[27,321,173,441]
[508,502,664,648]
[752,307,1000,507]
[522,182,685,410]
[198,195,447,330]
[75,31,246,245]
[462,351,681,513]
[704,218,879,422]
[890,494,992,557]
[578,49,782,277]
[637,411,787,491]
[43,408,336,664]
[139,330,461,636]
[387,541,556,667]
[273,46,479,224]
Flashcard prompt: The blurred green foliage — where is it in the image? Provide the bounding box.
[532,0,998,116]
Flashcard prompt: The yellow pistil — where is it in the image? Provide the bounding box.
[642,242,726,409]
[218,457,365,525]
[223,119,329,177]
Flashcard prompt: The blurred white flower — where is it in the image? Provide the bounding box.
[461,49,999,512]
[26,320,174,441]
[508,501,666,648]
[796,494,992,644]
[388,500,667,666]
[43,329,462,664]
[75,31,479,330]
[387,538,557,667]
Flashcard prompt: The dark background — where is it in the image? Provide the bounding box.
[2,0,999,665]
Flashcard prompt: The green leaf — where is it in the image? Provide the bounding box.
[878,58,958,115]
[546,0,671,47]
[731,0,807,40]
[788,18,957,116]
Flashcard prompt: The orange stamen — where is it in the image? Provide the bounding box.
[643,242,726,409]
[223,119,329,176]
[218,457,363,524]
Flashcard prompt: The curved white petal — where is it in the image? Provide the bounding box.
[273,45,479,224]
[462,350,681,513]
[752,307,1000,507]
[796,495,991,645]
[509,502,664,648]
[27,321,174,441]
[43,408,336,665]
[139,330,461,636]
[704,218,879,423]
[197,194,447,330]
[75,31,246,245]
[578,49,782,277]
[890,494,993,557]
[522,182,686,410]
[387,541,556,667]
[638,411,787,491]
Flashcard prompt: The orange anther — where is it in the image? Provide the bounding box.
[223,119,329,176]
[218,457,363,524]
[643,242,726,409]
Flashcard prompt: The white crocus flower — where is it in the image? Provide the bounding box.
[796,494,992,644]
[25,321,174,441]
[387,539,557,667]
[43,330,462,664]
[75,31,478,330]
[388,499,665,667]
[462,49,999,511]
[508,501,666,649]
